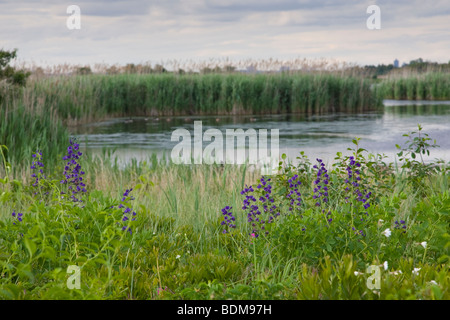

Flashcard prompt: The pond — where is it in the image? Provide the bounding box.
[71,100,450,167]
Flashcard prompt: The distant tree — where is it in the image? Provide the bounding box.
[76,66,92,75]
[140,65,153,74]
[0,48,30,86]
[153,64,167,73]
[106,65,120,75]
[223,65,236,73]
[201,67,213,74]
[212,66,222,73]
[124,63,137,74]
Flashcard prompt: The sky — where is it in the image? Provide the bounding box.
[0,0,449,70]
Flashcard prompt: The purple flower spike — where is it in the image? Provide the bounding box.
[60,138,86,202]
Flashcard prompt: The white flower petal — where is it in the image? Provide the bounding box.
[420,241,427,249]
[382,228,391,238]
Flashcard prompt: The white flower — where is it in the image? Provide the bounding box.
[420,241,427,249]
[412,268,421,275]
[390,270,402,275]
[383,261,388,271]
[429,280,438,285]
[354,271,364,276]
[382,228,391,238]
[176,255,181,259]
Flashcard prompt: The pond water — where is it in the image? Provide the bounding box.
[71,100,450,167]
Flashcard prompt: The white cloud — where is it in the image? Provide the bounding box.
[0,0,448,67]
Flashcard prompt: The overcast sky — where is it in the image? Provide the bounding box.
[1,0,449,69]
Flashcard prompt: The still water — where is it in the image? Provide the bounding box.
[71,100,450,166]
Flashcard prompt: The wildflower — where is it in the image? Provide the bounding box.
[176,255,181,259]
[412,268,421,275]
[420,241,427,249]
[394,219,407,233]
[244,177,277,237]
[345,156,372,216]
[383,261,388,271]
[30,150,45,189]
[286,174,302,212]
[118,187,137,234]
[429,280,438,285]
[354,271,364,276]
[390,270,402,275]
[60,138,86,202]
[312,159,329,207]
[12,211,23,225]
[221,206,236,233]
[382,228,391,238]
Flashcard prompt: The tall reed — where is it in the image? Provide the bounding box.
[379,72,450,100]
[0,87,69,172]
[24,72,382,125]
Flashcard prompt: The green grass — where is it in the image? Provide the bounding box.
[0,128,449,300]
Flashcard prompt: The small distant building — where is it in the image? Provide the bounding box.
[393,59,399,68]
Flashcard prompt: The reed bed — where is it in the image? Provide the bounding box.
[0,87,69,172]
[24,73,381,125]
[2,71,379,171]
[378,72,450,100]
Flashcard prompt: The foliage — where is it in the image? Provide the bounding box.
[0,49,30,87]
[0,126,449,300]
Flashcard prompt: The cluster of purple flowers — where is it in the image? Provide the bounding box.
[325,210,332,224]
[239,177,279,238]
[286,174,302,212]
[220,206,236,233]
[312,159,329,207]
[344,156,374,236]
[352,227,365,237]
[60,139,86,202]
[30,150,44,188]
[345,156,372,212]
[118,188,137,234]
[394,219,407,233]
[241,185,256,210]
[11,210,23,225]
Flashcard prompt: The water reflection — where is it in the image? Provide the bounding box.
[71,101,450,165]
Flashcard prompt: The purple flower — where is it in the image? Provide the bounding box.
[117,187,137,234]
[30,150,45,195]
[286,174,302,213]
[60,139,86,202]
[12,211,23,225]
[221,206,236,233]
[312,159,329,207]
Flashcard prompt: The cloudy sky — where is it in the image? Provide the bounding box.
[1,0,449,69]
